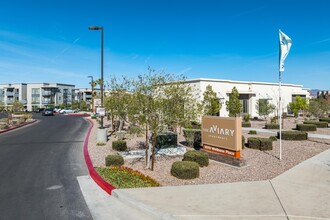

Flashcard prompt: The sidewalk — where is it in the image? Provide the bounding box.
[82,147,330,219]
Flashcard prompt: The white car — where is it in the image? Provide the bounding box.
[59,109,78,114]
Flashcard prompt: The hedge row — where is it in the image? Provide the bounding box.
[247,137,273,151]
[319,118,330,123]
[278,131,308,140]
[242,122,251,127]
[296,124,317,131]
[265,123,280,129]
[303,121,328,128]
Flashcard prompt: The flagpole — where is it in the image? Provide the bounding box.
[279,71,282,160]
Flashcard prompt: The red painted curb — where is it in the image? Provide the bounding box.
[83,118,116,195]
[65,113,91,117]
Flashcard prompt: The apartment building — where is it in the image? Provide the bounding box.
[184,78,310,117]
[0,83,75,111]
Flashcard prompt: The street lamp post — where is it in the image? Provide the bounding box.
[87,76,94,113]
[88,26,104,129]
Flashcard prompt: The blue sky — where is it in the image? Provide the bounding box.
[1,0,330,90]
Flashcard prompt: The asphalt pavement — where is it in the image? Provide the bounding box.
[0,113,93,219]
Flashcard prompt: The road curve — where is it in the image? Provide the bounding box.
[0,113,93,220]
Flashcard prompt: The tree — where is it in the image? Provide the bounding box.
[256,99,275,120]
[307,97,329,118]
[11,101,24,113]
[289,96,308,117]
[226,87,242,117]
[202,85,220,116]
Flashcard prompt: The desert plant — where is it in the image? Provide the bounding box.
[296,124,317,131]
[248,130,257,134]
[105,154,124,166]
[171,161,199,179]
[96,142,106,146]
[112,140,127,151]
[183,150,209,167]
[278,131,308,140]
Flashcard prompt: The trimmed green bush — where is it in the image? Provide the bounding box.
[105,154,124,166]
[319,118,330,123]
[247,137,273,150]
[155,132,177,149]
[259,138,273,151]
[183,150,209,167]
[265,123,280,129]
[242,122,251,127]
[269,136,278,141]
[183,129,201,149]
[112,140,128,151]
[248,130,257,135]
[247,137,260,149]
[91,116,97,119]
[278,131,308,140]
[171,161,199,179]
[303,121,328,128]
[296,124,317,131]
[242,135,245,149]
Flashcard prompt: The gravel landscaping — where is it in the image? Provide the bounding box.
[87,117,330,187]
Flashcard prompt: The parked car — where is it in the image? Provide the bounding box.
[42,108,54,116]
[59,109,78,114]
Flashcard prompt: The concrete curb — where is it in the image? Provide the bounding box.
[112,189,178,220]
[83,118,116,195]
[0,119,37,134]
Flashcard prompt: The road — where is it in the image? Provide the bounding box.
[0,113,93,220]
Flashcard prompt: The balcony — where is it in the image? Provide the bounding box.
[42,100,55,105]
[42,91,53,96]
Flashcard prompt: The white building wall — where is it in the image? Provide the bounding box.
[186,78,309,118]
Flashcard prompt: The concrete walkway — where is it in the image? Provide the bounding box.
[80,147,330,220]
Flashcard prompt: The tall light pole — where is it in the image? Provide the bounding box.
[88,26,104,129]
[87,75,94,113]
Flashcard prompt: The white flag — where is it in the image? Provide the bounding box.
[279,30,292,72]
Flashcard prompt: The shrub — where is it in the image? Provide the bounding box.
[96,142,106,146]
[278,131,308,140]
[105,154,124,166]
[247,137,273,150]
[190,121,201,129]
[242,122,251,127]
[269,136,278,141]
[243,114,250,122]
[171,161,199,179]
[112,140,127,151]
[296,124,317,131]
[154,132,177,149]
[303,121,328,128]
[242,135,245,149]
[319,118,330,123]
[259,138,273,151]
[183,150,209,167]
[183,129,201,149]
[247,137,260,149]
[248,130,257,135]
[91,116,97,119]
[265,123,280,129]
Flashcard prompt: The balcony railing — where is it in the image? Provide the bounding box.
[42,91,53,96]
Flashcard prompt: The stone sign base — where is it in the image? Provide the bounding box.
[201,148,246,167]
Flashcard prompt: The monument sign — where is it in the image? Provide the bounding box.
[202,116,242,158]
